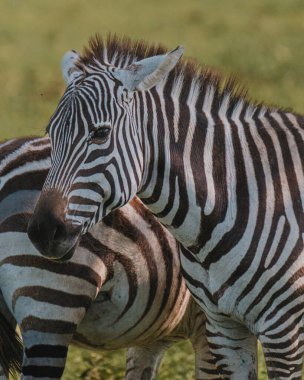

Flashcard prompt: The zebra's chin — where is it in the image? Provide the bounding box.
[53,240,78,262]
[28,224,81,261]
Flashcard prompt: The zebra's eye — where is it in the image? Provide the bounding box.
[87,126,111,144]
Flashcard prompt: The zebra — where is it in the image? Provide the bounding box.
[0,136,218,379]
[27,34,304,379]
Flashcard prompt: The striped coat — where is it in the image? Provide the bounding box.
[27,35,304,379]
[0,137,218,379]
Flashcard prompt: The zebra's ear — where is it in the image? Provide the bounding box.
[61,50,82,85]
[113,46,184,92]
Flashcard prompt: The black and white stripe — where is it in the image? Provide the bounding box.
[30,35,304,379]
[0,137,219,379]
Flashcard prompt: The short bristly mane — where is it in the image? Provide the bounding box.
[78,34,281,114]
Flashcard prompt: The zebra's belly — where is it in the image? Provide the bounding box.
[181,238,304,334]
[73,286,191,350]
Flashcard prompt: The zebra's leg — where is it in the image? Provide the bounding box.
[259,328,304,380]
[0,369,6,380]
[190,329,221,379]
[206,315,257,380]
[0,368,7,380]
[125,340,172,380]
[20,329,74,380]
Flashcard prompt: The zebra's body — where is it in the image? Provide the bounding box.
[0,137,218,379]
[28,36,304,379]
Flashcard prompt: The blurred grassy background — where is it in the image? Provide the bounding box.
[1,0,304,140]
[1,0,304,378]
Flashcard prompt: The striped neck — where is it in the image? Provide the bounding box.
[136,83,289,250]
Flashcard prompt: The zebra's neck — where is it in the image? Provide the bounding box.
[136,85,294,251]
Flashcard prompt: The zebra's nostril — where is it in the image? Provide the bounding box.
[53,222,67,243]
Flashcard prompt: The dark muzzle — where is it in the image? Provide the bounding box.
[27,189,81,261]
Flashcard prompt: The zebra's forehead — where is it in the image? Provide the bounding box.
[50,80,111,124]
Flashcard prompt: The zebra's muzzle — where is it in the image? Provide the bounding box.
[27,189,82,261]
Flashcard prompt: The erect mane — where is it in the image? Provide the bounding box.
[78,34,278,113]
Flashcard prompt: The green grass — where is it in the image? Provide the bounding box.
[1,1,304,378]
[64,341,267,379]
[64,341,195,380]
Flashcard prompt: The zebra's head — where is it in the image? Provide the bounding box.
[28,37,183,261]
